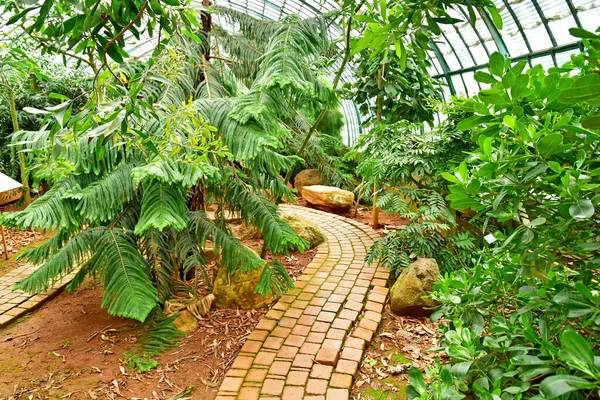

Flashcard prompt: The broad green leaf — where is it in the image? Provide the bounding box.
[540,375,594,399]
[569,27,600,39]
[560,330,595,369]
[489,52,505,76]
[569,199,594,220]
[502,71,516,88]
[23,107,49,115]
[581,115,600,129]
[554,292,595,317]
[474,71,498,84]
[560,74,600,105]
[537,133,563,156]
[487,6,503,29]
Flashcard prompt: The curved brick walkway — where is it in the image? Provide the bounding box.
[216,205,390,400]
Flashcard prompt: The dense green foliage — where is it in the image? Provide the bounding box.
[404,30,600,399]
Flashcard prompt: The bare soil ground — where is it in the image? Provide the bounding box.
[352,306,441,400]
[0,217,316,400]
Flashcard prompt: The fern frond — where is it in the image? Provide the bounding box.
[187,211,264,274]
[14,227,106,293]
[99,229,159,321]
[256,260,294,297]
[225,180,308,254]
[135,180,189,235]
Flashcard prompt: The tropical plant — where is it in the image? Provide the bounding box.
[0,6,360,368]
[407,28,600,399]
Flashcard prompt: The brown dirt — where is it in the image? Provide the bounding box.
[0,219,316,400]
[352,306,441,400]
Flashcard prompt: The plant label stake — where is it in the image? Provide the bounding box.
[0,211,8,260]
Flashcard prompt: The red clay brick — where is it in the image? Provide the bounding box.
[329,373,353,389]
[306,378,328,395]
[364,301,384,313]
[254,351,276,366]
[282,385,305,400]
[286,370,309,386]
[326,388,349,400]
[331,318,352,331]
[336,359,359,375]
[306,332,326,343]
[364,311,382,324]
[284,335,306,348]
[316,311,336,323]
[326,328,346,340]
[271,326,292,338]
[340,347,362,362]
[268,361,291,376]
[261,378,284,396]
[359,318,379,332]
[292,353,314,369]
[322,302,341,313]
[220,377,243,392]
[246,368,268,382]
[238,386,260,400]
[310,364,333,380]
[292,324,311,336]
[300,342,321,355]
[241,340,262,353]
[311,322,331,333]
[314,347,339,366]
[277,345,299,359]
[345,337,366,350]
[263,337,285,350]
[328,294,345,303]
[279,317,297,328]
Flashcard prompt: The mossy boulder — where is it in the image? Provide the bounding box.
[281,213,326,249]
[390,258,439,317]
[212,258,277,309]
[294,169,323,194]
[173,310,199,334]
[301,185,354,213]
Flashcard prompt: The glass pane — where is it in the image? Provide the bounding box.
[494,0,531,56]
[508,0,553,51]
[577,0,600,32]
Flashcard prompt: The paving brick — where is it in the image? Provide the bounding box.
[326,388,349,400]
[325,328,346,340]
[284,308,303,318]
[291,300,309,309]
[310,297,327,306]
[306,332,326,343]
[292,353,314,369]
[306,378,328,395]
[232,356,254,370]
[297,315,316,326]
[299,342,321,355]
[263,337,285,350]
[254,351,277,366]
[364,301,384,313]
[359,318,379,332]
[268,361,291,376]
[372,278,388,287]
[271,327,292,338]
[340,347,362,362]
[265,310,284,320]
[351,327,373,342]
[238,386,260,400]
[310,364,333,380]
[286,370,309,386]
[316,311,336,323]
[249,330,270,342]
[314,347,339,366]
[220,377,243,392]
[329,373,353,389]
[261,379,284,396]
[279,317,297,328]
[282,385,305,400]
[246,368,268,383]
[328,294,345,303]
[297,292,313,301]
[331,318,352,331]
[277,345,299,359]
[364,311,382,324]
[311,322,331,333]
[345,337,366,351]
[291,324,311,336]
[227,368,248,377]
[284,335,306,348]
[241,340,262,353]
[322,302,341,313]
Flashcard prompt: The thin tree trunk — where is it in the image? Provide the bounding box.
[7,87,31,206]
[372,64,385,229]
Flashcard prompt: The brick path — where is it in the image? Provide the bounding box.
[0,263,76,328]
[216,205,390,400]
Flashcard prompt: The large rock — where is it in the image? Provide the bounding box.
[213,262,276,309]
[390,258,439,317]
[294,169,323,194]
[301,185,354,213]
[281,213,326,249]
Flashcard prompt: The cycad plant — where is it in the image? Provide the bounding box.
[0,8,346,329]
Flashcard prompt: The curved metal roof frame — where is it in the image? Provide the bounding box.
[431,0,600,99]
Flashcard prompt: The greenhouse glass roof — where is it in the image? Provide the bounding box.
[203,0,600,144]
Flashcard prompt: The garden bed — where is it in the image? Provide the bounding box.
[0,218,317,399]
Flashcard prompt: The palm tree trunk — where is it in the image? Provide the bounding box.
[372,64,384,229]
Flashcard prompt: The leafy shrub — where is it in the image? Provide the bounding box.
[407,28,600,400]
